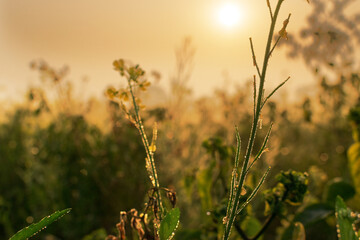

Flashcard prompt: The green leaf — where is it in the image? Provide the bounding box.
[159,208,180,240]
[197,160,215,211]
[335,196,358,240]
[10,208,71,240]
[241,216,262,239]
[348,142,360,196]
[293,203,333,226]
[324,178,355,205]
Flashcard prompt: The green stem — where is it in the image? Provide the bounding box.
[250,188,289,240]
[234,222,250,240]
[222,1,285,239]
[128,79,164,218]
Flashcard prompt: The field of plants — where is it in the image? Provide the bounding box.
[2,0,360,239]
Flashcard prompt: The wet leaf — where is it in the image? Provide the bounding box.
[10,208,71,240]
[335,196,358,240]
[159,208,180,240]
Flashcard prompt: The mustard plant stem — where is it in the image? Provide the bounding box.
[128,79,164,218]
[222,0,286,239]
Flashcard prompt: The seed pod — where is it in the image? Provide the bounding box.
[153,198,159,219]
[166,191,177,208]
[117,211,127,240]
[106,235,118,240]
[130,213,145,239]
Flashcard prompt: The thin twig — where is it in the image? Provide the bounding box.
[261,76,290,110]
[268,14,292,59]
[246,123,273,175]
[268,36,281,59]
[266,0,274,20]
[236,167,271,215]
[253,75,257,117]
[226,128,241,219]
[250,38,262,79]
[250,189,289,240]
[235,222,250,240]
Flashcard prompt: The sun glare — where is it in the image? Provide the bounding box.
[218,3,243,28]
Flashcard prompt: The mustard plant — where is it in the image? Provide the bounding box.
[222,0,294,239]
[108,59,163,211]
[335,196,360,240]
[107,60,180,239]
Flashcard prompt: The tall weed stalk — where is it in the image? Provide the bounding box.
[222,0,292,239]
[110,60,164,216]
[106,60,181,240]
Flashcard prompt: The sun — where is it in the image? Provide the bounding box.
[217,2,243,28]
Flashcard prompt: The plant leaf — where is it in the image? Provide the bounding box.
[324,178,355,205]
[159,208,180,240]
[10,208,71,240]
[293,203,333,226]
[335,196,358,240]
[241,216,262,239]
[348,142,360,197]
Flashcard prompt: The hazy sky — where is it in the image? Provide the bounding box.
[0,0,328,103]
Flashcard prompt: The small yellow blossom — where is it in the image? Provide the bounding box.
[120,91,129,101]
[106,87,117,100]
[139,80,151,91]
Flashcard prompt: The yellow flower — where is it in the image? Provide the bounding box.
[113,59,126,76]
[106,87,117,100]
[120,91,129,102]
[139,80,151,91]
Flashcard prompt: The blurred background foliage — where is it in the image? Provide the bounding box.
[2,0,360,239]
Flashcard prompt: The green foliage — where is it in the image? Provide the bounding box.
[335,196,359,240]
[264,170,308,216]
[0,105,149,239]
[2,1,360,239]
[197,160,216,211]
[240,216,262,239]
[82,228,108,240]
[282,177,356,240]
[348,142,360,196]
[324,178,355,205]
[293,203,333,226]
[9,208,71,240]
[159,208,180,240]
[282,222,306,240]
[347,104,360,203]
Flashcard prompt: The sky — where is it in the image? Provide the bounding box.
[0,0,330,103]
